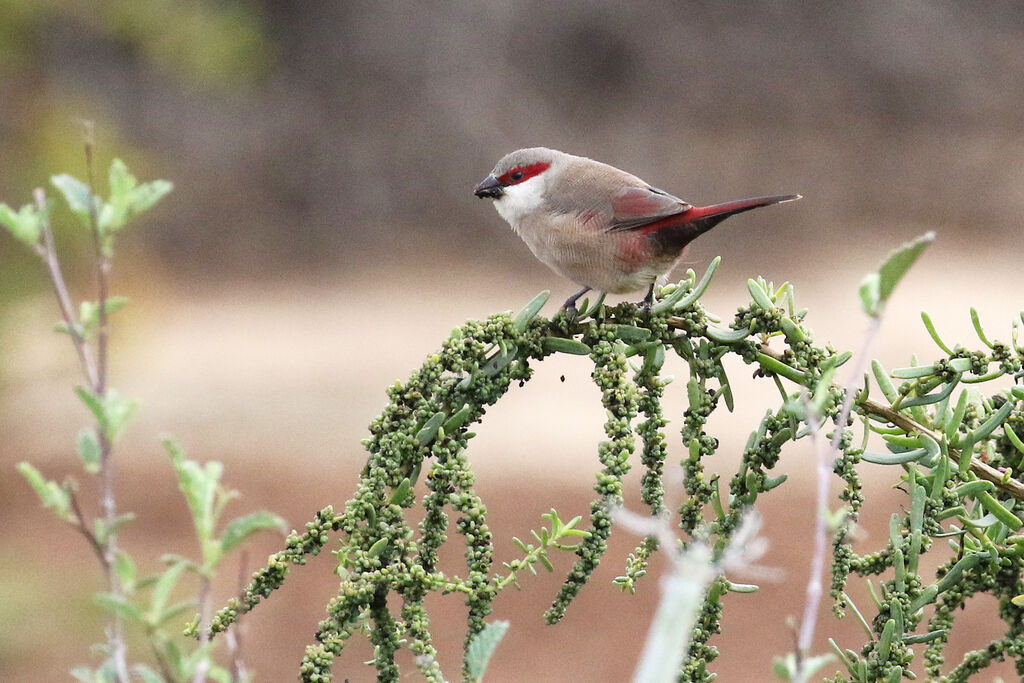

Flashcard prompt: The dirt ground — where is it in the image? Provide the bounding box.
[2,250,1021,681]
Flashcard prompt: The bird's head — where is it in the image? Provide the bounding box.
[474,148,563,223]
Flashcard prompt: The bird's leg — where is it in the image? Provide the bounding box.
[638,283,656,312]
[561,286,592,314]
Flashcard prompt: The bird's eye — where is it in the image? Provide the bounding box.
[510,170,524,181]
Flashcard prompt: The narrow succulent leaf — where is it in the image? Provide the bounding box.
[671,255,721,310]
[514,290,550,332]
[861,449,929,465]
[367,537,388,558]
[747,278,774,309]
[903,630,948,644]
[969,307,994,349]
[614,324,651,344]
[899,377,960,408]
[1004,423,1024,456]
[442,404,473,432]
[935,553,982,594]
[921,311,954,355]
[944,390,970,440]
[415,411,446,445]
[706,326,750,343]
[541,337,591,355]
[757,353,809,384]
[976,491,1023,530]
[968,396,1015,442]
[890,365,936,379]
[871,360,900,403]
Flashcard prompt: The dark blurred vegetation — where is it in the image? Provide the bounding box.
[3,0,1024,294]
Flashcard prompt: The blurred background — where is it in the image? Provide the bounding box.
[2,1,1023,680]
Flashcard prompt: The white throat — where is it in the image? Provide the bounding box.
[494,175,546,229]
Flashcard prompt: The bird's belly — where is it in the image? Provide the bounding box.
[518,220,678,294]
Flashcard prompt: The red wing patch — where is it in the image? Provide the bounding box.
[608,186,690,232]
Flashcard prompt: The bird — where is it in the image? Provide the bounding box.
[473,147,800,310]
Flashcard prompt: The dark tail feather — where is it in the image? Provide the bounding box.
[645,194,800,254]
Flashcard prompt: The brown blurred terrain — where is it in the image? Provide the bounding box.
[3,2,1024,681]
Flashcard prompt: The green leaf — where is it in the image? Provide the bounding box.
[103,389,139,442]
[70,667,97,683]
[79,297,130,332]
[16,462,74,522]
[976,491,1023,530]
[921,311,954,355]
[466,620,510,681]
[415,411,446,445]
[442,404,473,432]
[108,158,136,203]
[114,550,137,593]
[220,510,287,553]
[541,337,591,355]
[147,560,188,624]
[128,179,173,217]
[77,428,102,474]
[513,290,550,332]
[93,512,135,546]
[863,232,935,316]
[614,324,652,343]
[969,307,994,349]
[861,449,929,465]
[131,664,165,683]
[165,438,222,542]
[95,592,145,624]
[51,173,95,225]
[879,232,935,301]
[747,278,774,309]
[75,386,109,436]
[858,273,880,317]
[0,201,44,248]
[706,326,750,344]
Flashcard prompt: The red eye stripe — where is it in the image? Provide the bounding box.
[497,161,550,186]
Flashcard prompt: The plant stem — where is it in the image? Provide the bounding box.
[795,316,880,681]
[32,189,99,388]
[83,131,130,683]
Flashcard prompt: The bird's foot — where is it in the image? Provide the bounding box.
[561,286,592,318]
[635,283,656,313]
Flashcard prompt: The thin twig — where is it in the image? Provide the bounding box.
[794,317,880,681]
[67,486,110,574]
[32,189,99,388]
[76,128,130,683]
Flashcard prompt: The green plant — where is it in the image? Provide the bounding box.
[198,230,1024,681]
[4,143,285,682]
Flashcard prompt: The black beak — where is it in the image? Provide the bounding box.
[473,174,504,199]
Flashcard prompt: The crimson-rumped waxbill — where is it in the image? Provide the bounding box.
[474,147,799,310]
